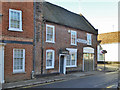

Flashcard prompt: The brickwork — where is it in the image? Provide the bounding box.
[35,20,98,75]
[4,43,33,82]
[34,2,43,75]
[1,2,34,82]
[2,2,34,39]
[34,2,98,75]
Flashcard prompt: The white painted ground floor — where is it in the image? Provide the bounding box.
[98,43,119,62]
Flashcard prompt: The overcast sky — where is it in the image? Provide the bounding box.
[46,0,119,34]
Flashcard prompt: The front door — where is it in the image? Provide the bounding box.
[84,53,94,71]
[60,56,64,74]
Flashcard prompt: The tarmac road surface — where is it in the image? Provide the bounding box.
[23,72,118,88]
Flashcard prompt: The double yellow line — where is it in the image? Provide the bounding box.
[106,85,116,88]
[22,79,68,89]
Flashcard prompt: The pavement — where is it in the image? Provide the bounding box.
[2,64,119,89]
[97,64,119,72]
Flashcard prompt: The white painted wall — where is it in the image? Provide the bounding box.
[98,43,119,62]
[0,45,4,84]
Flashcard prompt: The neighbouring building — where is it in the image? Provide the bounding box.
[33,2,98,76]
[97,31,120,63]
[0,1,98,85]
[0,2,34,83]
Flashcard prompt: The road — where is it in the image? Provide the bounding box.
[23,72,118,88]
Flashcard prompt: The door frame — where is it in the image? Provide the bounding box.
[83,47,95,71]
[0,43,5,84]
[59,54,66,74]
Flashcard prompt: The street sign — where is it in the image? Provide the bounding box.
[101,50,107,54]
[77,39,87,44]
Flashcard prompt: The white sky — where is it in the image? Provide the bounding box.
[46,0,119,34]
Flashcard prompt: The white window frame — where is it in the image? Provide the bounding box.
[71,30,77,45]
[46,49,55,69]
[66,52,77,67]
[13,49,25,73]
[8,9,23,32]
[46,24,55,43]
[87,33,92,45]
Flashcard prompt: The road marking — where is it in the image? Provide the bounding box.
[22,79,68,88]
[22,76,88,88]
[105,72,118,75]
[106,85,116,88]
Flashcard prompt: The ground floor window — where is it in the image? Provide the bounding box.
[66,52,77,67]
[99,54,105,61]
[13,49,25,73]
[46,50,55,69]
[84,53,94,60]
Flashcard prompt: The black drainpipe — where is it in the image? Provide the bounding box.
[32,2,36,78]
[41,19,46,74]
[41,2,45,74]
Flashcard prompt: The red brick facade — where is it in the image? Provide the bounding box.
[1,1,98,83]
[34,21,98,75]
[4,44,33,82]
[33,2,98,76]
[1,2,34,82]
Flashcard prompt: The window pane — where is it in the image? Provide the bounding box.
[71,54,75,65]
[11,11,14,19]
[72,60,75,65]
[47,52,53,67]
[14,49,24,71]
[17,21,20,28]
[46,50,54,68]
[10,10,21,29]
[11,20,13,28]
[47,60,52,66]
[71,54,75,60]
[47,52,52,59]
[71,31,76,44]
[47,26,54,42]
[87,34,91,45]
[66,55,70,66]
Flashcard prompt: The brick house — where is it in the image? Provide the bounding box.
[33,2,98,76]
[97,31,120,63]
[0,2,34,83]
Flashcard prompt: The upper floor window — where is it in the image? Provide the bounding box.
[46,24,55,43]
[9,9,23,32]
[71,30,77,45]
[13,49,25,73]
[46,49,55,69]
[87,33,92,45]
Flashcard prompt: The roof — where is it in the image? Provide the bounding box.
[42,2,98,34]
[98,31,120,44]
